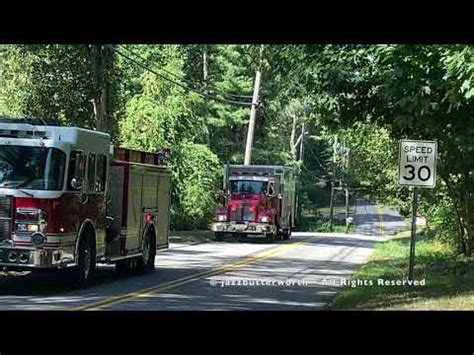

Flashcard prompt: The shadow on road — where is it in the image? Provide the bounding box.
[0,235,371,310]
[87,256,366,310]
[302,236,380,249]
[0,266,142,297]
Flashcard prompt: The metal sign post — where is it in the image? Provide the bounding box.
[408,187,418,281]
[399,140,437,281]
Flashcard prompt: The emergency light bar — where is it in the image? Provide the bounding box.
[232,172,270,176]
[229,176,271,181]
[0,129,48,138]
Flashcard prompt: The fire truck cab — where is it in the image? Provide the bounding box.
[0,117,171,286]
[212,165,296,242]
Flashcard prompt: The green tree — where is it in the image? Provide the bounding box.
[299,44,474,255]
[0,45,32,115]
[171,140,221,229]
[0,44,120,136]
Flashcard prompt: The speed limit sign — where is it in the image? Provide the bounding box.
[399,140,437,188]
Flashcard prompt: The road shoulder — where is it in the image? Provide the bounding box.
[328,229,474,310]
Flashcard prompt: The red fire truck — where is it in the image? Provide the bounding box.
[0,117,171,286]
[211,164,297,242]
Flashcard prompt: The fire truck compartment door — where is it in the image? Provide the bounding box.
[156,173,170,249]
[108,165,125,232]
[126,168,143,252]
[126,167,169,252]
[142,171,159,242]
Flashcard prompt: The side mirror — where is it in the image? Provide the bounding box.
[277,193,282,200]
[71,177,83,190]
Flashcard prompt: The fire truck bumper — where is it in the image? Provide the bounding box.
[0,247,75,270]
[212,222,277,236]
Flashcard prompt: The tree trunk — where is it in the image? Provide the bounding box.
[444,176,470,256]
[289,113,304,162]
[91,45,112,133]
[289,113,297,160]
[463,178,473,256]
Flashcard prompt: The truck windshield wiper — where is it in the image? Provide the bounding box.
[0,182,34,197]
[16,188,34,197]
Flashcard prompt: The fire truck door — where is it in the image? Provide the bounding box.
[141,171,159,244]
[126,168,143,252]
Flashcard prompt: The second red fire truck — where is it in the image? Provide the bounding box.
[212,164,297,242]
[0,117,171,286]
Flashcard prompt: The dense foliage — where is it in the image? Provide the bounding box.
[0,44,472,256]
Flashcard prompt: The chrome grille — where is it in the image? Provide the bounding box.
[229,206,243,222]
[0,195,12,241]
[243,205,256,222]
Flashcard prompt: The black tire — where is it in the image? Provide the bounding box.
[276,230,283,241]
[136,228,156,273]
[73,232,96,288]
[266,234,275,243]
[115,259,130,274]
[282,228,291,240]
[116,257,142,275]
[215,232,224,241]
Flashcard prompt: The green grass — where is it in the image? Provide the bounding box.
[318,205,356,217]
[169,230,214,244]
[300,215,356,234]
[330,230,474,310]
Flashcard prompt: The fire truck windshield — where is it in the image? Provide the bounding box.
[0,146,66,191]
[230,180,268,194]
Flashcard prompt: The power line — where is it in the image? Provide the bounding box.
[214,91,253,99]
[116,45,253,104]
[118,45,191,84]
[120,45,253,100]
[111,46,253,107]
[307,144,331,175]
[262,98,327,172]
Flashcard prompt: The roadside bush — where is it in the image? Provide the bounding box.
[170,141,221,230]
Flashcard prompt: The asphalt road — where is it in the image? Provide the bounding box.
[0,199,408,310]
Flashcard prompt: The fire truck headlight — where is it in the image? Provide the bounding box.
[31,233,46,248]
[217,214,227,222]
[16,223,28,232]
[27,224,40,233]
[259,216,270,223]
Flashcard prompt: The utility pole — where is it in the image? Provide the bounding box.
[244,45,264,165]
[329,134,337,232]
[299,121,305,163]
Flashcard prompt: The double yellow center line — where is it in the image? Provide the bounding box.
[71,237,317,311]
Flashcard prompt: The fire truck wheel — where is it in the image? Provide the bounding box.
[74,233,96,287]
[136,228,156,273]
[282,228,291,240]
[266,234,275,243]
[214,232,224,241]
[276,230,283,241]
